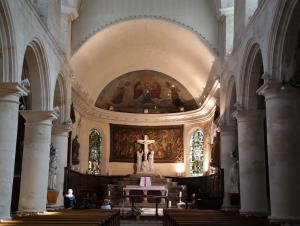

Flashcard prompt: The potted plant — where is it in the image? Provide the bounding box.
[131,207,143,220]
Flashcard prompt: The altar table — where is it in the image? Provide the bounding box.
[123,185,168,204]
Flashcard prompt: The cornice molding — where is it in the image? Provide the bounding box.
[72,87,215,126]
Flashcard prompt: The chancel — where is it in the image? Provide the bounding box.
[0,0,300,226]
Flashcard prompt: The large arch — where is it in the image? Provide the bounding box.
[224,75,237,125]
[22,38,50,110]
[53,73,69,122]
[70,18,219,107]
[268,0,299,81]
[0,0,16,82]
[239,41,264,110]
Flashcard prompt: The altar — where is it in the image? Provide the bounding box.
[123,185,168,204]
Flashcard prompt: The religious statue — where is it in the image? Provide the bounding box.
[148,150,155,172]
[136,135,155,173]
[48,143,58,190]
[136,150,142,173]
[229,160,239,193]
[229,146,239,193]
[72,135,80,165]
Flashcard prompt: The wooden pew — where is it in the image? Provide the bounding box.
[0,209,120,226]
[163,209,280,226]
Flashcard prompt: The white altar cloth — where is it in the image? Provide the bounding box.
[123,185,168,203]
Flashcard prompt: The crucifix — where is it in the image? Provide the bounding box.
[137,135,155,173]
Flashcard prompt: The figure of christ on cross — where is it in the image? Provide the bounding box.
[137,135,155,173]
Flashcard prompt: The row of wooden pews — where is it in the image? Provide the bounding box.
[163,209,280,226]
[0,209,120,226]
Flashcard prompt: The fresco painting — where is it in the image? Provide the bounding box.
[96,70,198,113]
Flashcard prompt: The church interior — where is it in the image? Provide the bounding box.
[0,0,300,225]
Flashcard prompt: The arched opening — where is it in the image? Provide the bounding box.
[11,39,49,211]
[189,128,205,176]
[53,74,67,123]
[0,0,15,82]
[11,60,29,212]
[238,43,269,214]
[88,129,103,175]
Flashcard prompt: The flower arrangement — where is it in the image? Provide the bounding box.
[131,207,143,216]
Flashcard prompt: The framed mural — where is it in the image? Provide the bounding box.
[110,124,183,163]
[95,70,198,114]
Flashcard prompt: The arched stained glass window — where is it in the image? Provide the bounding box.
[88,129,102,174]
[189,129,204,176]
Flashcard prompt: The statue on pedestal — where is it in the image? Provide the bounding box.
[229,146,239,193]
[48,143,58,190]
[136,135,155,173]
[72,135,80,165]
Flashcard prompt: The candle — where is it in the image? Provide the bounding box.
[108,191,111,196]
[179,191,182,198]
[168,200,172,208]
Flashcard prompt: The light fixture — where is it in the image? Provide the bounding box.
[176,163,185,176]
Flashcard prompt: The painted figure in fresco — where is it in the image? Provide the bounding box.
[111,81,130,104]
[143,89,154,105]
[133,81,143,99]
[170,85,184,108]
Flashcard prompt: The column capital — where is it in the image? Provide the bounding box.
[52,122,72,136]
[233,109,265,122]
[219,6,234,16]
[20,110,58,126]
[0,82,29,103]
[257,81,300,101]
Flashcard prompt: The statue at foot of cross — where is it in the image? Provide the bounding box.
[136,135,155,174]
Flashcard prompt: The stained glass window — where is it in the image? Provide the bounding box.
[88,129,102,174]
[189,129,204,176]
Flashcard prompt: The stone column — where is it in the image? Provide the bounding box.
[18,111,58,212]
[259,83,300,222]
[0,83,28,220]
[234,110,269,215]
[220,124,237,210]
[50,123,71,207]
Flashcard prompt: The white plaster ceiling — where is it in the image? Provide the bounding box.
[70,19,217,106]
